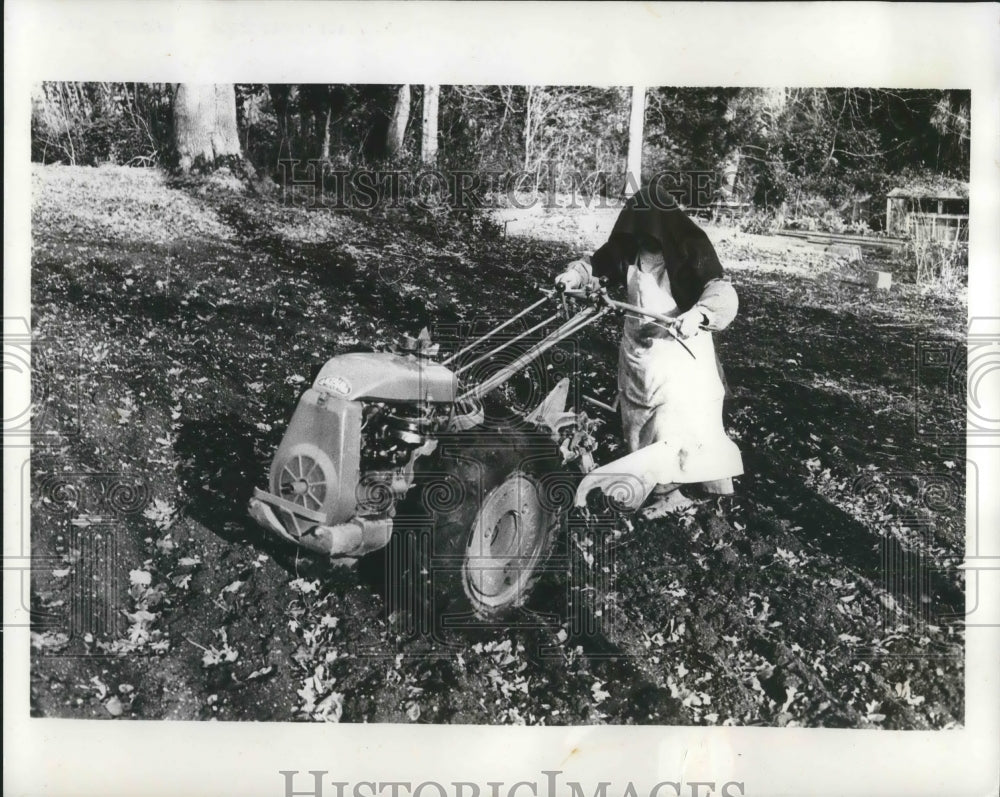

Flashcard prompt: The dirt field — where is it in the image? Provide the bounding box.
[29,164,965,727]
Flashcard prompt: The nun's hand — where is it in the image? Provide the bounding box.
[675,308,709,339]
[554,260,590,291]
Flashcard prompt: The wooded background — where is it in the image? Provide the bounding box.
[31,83,970,231]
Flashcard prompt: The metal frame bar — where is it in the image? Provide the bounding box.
[441,295,551,366]
[456,307,609,404]
[563,289,695,359]
[454,312,562,376]
[446,284,698,406]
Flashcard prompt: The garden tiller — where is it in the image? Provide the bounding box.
[248,281,693,618]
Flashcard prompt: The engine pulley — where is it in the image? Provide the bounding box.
[383,412,430,447]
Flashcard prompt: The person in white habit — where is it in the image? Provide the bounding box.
[556,184,743,518]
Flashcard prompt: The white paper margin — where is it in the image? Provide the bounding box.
[4,3,998,797]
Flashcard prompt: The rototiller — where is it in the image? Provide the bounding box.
[248,282,693,618]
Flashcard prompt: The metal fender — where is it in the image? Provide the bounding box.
[574,439,743,509]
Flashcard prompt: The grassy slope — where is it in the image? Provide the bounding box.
[30,164,965,727]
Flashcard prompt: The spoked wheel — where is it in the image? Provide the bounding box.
[393,427,572,626]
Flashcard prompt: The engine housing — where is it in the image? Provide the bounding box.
[254,352,457,540]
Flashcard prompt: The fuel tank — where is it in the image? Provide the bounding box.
[312,352,457,403]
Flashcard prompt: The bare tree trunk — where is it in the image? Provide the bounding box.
[421,84,439,165]
[625,85,646,196]
[58,82,77,164]
[524,86,534,171]
[321,106,332,160]
[173,83,242,172]
[387,84,411,160]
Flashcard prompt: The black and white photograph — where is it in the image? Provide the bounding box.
[5,3,999,797]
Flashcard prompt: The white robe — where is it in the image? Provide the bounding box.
[616,253,743,489]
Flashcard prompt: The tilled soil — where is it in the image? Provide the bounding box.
[28,165,965,727]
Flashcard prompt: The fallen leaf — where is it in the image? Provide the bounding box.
[31,631,70,651]
[90,675,109,699]
[247,666,274,681]
[129,569,152,586]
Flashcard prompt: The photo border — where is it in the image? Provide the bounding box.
[5,3,998,796]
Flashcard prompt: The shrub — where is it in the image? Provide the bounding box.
[739,209,778,235]
[909,237,968,287]
[32,83,172,167]
[844,219,873,236]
